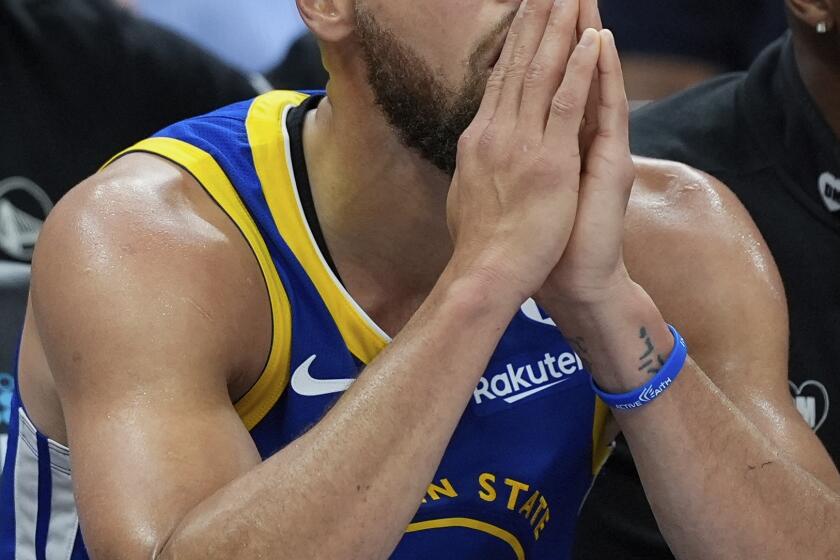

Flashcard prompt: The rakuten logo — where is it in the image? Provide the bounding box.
[473,351,585,406]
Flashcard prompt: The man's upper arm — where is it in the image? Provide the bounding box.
[626,159,839,487]
[29,157,270,558]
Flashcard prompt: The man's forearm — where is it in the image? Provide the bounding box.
[620,363,839,560]
[541,282,840,560]
[158,269,522,560]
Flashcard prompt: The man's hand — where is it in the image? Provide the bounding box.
[525,2,840,557]
[536,25,637,305]
[447,0,606,303]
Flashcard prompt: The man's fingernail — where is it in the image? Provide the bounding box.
[580,28,597,46]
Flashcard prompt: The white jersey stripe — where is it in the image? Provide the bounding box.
[14,408,40,559]
[1,434,7,472]
[45,441,77,560]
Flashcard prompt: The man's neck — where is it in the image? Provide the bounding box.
[301,80,455,328]
[793,35,840,139]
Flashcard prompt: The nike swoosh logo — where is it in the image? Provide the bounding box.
[503,379,568,404]
[291,355,356,397]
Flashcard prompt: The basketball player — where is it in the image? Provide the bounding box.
[2,1,838,559]
[576,1,840,557]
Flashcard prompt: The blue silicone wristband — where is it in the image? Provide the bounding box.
[590,324,688,411]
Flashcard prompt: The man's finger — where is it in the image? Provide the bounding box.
[517,0,580,132]
[580,69,601,158]
[577,29,634,224]
[593,30,630,149]
[468,0,529,129]
[577,0,603,34]
[578,0,603,155]
[544,28,601,151]
[495,0,555,124]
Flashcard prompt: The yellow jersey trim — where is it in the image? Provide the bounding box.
[104,137,293,431]
[245,91,390,365]
[591,397,612,475]
[406,517,525,560]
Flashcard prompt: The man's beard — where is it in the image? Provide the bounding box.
[354,7,509,176]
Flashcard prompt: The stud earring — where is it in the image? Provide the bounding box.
[816,21,828,34]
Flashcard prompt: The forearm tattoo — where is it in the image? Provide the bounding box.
[568,336,593,372]
[567,326,666,378]
[638,326,666,377]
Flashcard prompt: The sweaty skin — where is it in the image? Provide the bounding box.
[17,0,840,559]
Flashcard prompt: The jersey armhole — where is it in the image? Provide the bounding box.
[103,138,293,431]
[592,397,613,475]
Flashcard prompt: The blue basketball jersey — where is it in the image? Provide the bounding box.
[0,91,611,559]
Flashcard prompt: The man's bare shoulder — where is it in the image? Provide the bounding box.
[627,156,749,239]
[35,152,269,293]
[30,153,271,394]
[626,156,779,281]
[624,156,786,335]
[38,153,233,266]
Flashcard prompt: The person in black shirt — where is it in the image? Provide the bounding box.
[0,0,258,263]
[575,2,839,558]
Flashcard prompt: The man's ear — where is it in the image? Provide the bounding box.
[297,0,356,43]
[787,0,836,32]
